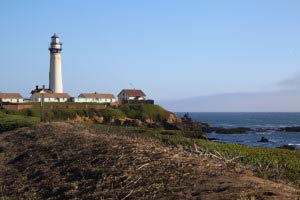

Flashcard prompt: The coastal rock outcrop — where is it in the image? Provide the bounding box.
[72,110,211,133]
[214,127,252,134]
[258,137,269,143]
[93,116,104,124]
[278,126,300,132]
[166,113,182,124]
[277,145,297,150]
[162,113,211,132]
[114,118,143,127]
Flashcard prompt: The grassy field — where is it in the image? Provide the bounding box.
[119,104,171,121]
[0,111,39,132]
[0,104,171,122]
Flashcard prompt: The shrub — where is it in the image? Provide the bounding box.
[94,107,126,121]
[119,104,170,122]
[0,113,39,132]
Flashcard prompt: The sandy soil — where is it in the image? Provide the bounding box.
[1,122,299,199]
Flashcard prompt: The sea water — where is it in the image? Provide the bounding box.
[176,112,300,148]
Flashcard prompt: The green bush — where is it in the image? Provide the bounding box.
[0,104,171,123]
[159,133,300,185]
[159,130,206,139]
[0,113,39,132]
[119,104,170,122]
[1,109,40,117]
[93,107,126,121]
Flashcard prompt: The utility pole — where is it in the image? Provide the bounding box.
[40,90,45,122]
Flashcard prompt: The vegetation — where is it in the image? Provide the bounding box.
[90,124,300,187]
[2,108,41,117]
[0,104,168,132]
[193,139,300,186]
[3,122,297,199]
[119,104,171,121]
[0,104,170,122]
[93,107,126,121]
[0,111,39,132]
[1,104,300,186]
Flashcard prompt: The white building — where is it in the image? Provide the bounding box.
[0,93,23,103]
[49,33,63,93]
[30,92,70,102]
[72,93,116,103]
[118,89,146,102]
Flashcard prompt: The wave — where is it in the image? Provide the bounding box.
[255,132,274,135]
[288,143,300,146]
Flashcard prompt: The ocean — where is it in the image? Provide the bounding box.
[176,112,300,148]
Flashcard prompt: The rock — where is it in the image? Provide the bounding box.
[258,137,269,143]
[182,113,193,123]
[114,118,126,126]
[277,145,296,150]
[121,118,144,127]
[255,128,276,133]
[133,119,143,127]
[208,137,219,141]
[73,115,93,124]
[93,116,104,124]
[162,121,181,130]
[278,126,300,132]
[146,122,161,129]
[200,122,213,133]
[162,113,212,133]
[162,113,182,130]
[214,127,251,134]
[166,113,182,124]
[109,118,115,124]
[145,118,154,124]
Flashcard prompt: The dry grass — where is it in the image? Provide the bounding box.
[0,122,299,199]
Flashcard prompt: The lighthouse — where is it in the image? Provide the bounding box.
[49,33,63,93]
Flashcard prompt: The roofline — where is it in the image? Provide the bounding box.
[117,89,146,97]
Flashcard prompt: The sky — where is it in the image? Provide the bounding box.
[1,1,300,111]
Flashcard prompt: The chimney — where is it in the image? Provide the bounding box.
[36,85,38,90]
[42,85,45,89]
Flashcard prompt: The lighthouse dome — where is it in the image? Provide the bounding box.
[52,33,59,38]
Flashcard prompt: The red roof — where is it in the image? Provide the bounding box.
[0,93,23,99]
[119,89,146,97]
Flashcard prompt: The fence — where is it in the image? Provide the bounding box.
[121,99,154,105]
[1,104,107,110]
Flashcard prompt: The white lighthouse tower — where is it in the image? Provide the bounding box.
[49,33,63,93]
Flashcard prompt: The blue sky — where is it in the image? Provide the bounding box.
[1,1,300,106]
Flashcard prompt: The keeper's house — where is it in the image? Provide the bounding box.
[0,93,23,103]
[71,93,116,103]
[118,89,154,104]
[30,92,70,102]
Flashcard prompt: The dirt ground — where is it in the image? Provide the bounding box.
[1,122,300,200]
